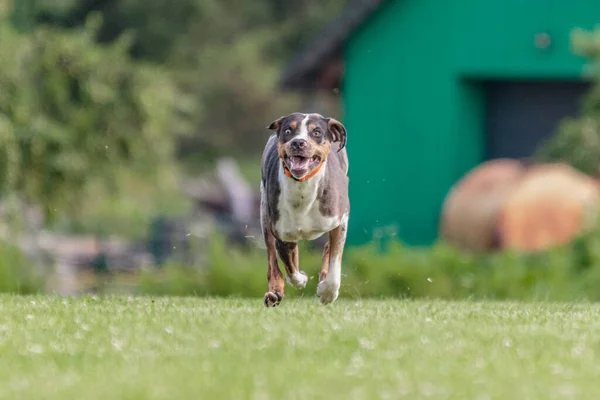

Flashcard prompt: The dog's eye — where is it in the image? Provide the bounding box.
[284,129,292,135]
[313,130,322,137]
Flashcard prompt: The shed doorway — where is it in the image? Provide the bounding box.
[484,80,590,161]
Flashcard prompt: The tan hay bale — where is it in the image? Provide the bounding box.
[497,163,600,252]
[440,159,525,252]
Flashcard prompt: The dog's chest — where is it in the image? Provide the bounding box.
[274,174,339,242]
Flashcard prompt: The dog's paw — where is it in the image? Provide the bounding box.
[286,271,308,290]
[264,291,282,307]
[316,279,339,305]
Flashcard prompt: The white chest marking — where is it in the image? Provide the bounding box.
[275,163,340,242]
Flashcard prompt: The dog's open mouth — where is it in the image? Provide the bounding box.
[285,155,322,177]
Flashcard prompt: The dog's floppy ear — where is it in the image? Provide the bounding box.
[267,116,285,132]
[327,118,347,151]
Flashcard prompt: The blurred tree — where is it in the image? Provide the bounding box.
[0,8,183,223]
[535,27,600,176]
[17,0,347,161]
[164,0,348,160]
[29,0,198,62]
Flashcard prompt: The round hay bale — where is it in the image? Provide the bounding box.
[497,163,600,252]
[440,158,525,252]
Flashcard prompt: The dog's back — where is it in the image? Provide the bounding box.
[261,134,279,189]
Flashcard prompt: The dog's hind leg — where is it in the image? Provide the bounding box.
[317,215,348,305]
[276,240,308,290]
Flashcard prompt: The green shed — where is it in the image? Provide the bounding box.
[281,0,600,247]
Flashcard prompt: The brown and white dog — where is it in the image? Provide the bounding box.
[260,112,349,307]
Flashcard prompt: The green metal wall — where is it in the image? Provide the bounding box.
[343,0,600,246]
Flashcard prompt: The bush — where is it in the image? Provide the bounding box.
[133,226,600,302]
[137,235,323,298]
[0,11,184,224]
[0,240,45,294]
[535,26,600,175]
[12,0,347,161]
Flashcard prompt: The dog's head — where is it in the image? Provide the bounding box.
[267,112,347,180]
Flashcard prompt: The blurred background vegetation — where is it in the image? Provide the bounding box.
[2,0,346,231]
[0,0,347,295]
[3,0,600,301]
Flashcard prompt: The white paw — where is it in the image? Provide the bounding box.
[287,271,308,290]
[317,279,339,305]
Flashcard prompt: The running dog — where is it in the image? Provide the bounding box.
[260,112,349,307]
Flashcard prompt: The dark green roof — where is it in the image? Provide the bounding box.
[280,0,388,90]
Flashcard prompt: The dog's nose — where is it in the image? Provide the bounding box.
[290,139,308,150]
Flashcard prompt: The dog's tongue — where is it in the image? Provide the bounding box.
[289,156,309,172]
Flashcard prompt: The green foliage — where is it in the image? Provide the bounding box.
[135,225,600,301]
[52,170,192,240]
[165,0,347,159]
[0,11,183,222]
[535,27,600,175]
[17,0,347,160]
[0,240,45,294]
[28,0,348,68]
[138,235,323,298]
[0,0,346,236]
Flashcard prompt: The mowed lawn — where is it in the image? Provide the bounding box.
[1,296,600,399]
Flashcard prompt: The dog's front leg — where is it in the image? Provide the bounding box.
[319,241,330,282]
[276,240,308,290]
[317,218,347,305]
[263,226,285,307]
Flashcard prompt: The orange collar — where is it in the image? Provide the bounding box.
[281,157,325,182]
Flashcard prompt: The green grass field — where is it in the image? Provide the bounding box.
[1,296,599,399]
